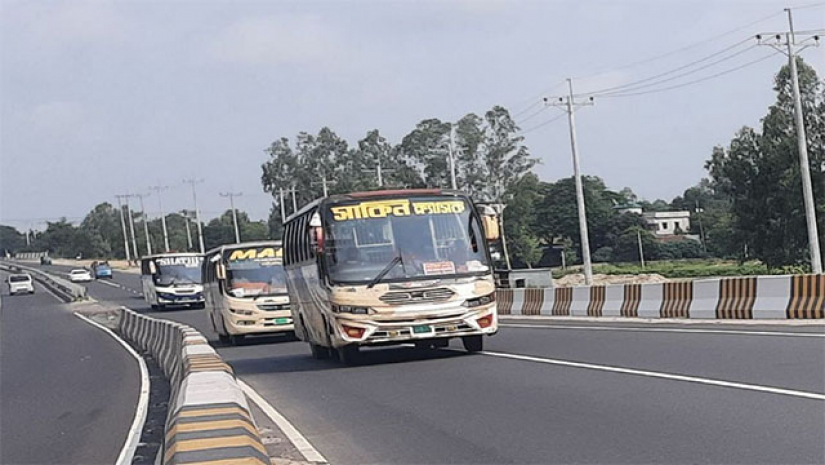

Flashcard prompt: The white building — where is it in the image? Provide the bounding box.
[643,211,691,236]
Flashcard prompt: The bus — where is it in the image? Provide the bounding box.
[202,241,292,345]
[140,253,204,310]
[283,189,500,364]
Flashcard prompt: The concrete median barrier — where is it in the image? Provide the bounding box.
[118,308,269,465]
[497,273,825,320]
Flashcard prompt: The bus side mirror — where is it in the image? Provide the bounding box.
[216,263,226,280]
[482,215,500,241]
[309,212,324,254]
[148,261,157,274]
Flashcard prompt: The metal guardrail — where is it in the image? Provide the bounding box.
[0,260,87,302]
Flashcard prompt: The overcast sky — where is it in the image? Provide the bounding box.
[1,0,823,230]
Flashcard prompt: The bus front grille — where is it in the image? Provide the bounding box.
[379,288,455,305]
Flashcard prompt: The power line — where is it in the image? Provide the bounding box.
[518,113,566,135]
[511,100,543,118]
[508,80,566,113]
[599,50,782,98]
[579,39,756,97]
[516,106,549,125]
[573,10,785,82]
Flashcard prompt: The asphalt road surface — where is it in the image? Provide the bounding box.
[36,263,825,464]
[0,270,140,465]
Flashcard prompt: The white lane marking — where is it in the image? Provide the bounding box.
[74,312,150,465]
[98,280,122,289]
[238,379,328,463]
[501,323,825,338]
[479,350,825,401]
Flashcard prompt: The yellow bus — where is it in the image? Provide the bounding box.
[283,189,500,364]
[202,241,292,345]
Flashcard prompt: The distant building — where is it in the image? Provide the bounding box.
[643,211,691,236]
[613,203,643,215]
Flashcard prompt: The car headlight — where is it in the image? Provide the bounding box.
[332,304,372,315]
[462,293,496,308]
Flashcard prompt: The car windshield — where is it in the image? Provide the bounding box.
[323,196,490,284]
[224,246,287,297]
[9,275,30,283]
[153,256,202,285]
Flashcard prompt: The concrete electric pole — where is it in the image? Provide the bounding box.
[546,78,596,284]
[151,185,171,252]
[757,10,822,273]
[135,193,152,256]
[220,192,243,244]
[115,195,132,262]
[448,125,458,190]
[183,178,205,253]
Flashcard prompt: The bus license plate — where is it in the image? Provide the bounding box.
[275,318,289,325]
[413,325,431,334]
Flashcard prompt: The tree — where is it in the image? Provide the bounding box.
[203,210,269,250]
[705,57,824,268]
[503,173,543,267]
[481,106,537,202]
[0,225,25,255]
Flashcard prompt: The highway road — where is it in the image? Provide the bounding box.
[0,270,140,465]
[36,264,825,464]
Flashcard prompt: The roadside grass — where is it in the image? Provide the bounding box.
[552,259,809,280]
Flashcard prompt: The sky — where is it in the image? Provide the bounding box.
[1,0,823,230]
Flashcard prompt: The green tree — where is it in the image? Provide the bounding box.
[0,225,26,255]
[705,57,824,268]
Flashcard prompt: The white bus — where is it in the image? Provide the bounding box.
[140,253,204,310]
[202,241,292,345]
[283,189,500,364]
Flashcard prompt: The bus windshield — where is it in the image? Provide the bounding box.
[224,247,288,297]
[323,196,490,284]
[153,256,202,285]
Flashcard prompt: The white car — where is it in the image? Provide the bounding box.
[8,274,35,295]
[69,269,93,283]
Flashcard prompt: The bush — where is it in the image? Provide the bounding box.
[592,247,614,263]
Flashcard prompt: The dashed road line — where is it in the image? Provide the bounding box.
[500,323,825,338]
[479,350,825,401]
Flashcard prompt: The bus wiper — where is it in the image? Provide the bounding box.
[367,255,403,289]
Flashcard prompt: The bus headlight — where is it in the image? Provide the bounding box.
[462,293,496,308]
[332,305,373,315]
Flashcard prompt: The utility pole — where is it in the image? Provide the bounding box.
[122,194,140,260]
[183,178,205,253]
[757,12,821,273]
[636,229,646,269]
[151,185,170,252]
[278,188,287,222]
[695,200,707,254]
[547,78,596,284]
[447,125,458,190]
[135,193,152,256]
[182,210,194,251]
[220,192,243,244]
[291,185,298,213]
[115,195,132,262]
[362,159,395,188]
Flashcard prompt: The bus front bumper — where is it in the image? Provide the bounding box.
[330,305,497,348]
[225,311,294,336]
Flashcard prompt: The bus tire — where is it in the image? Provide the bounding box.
[218,333,230,344]
[462,335,483,353]
[229,334,245,346]
[337,345,360,365]
[310,343,330,360]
